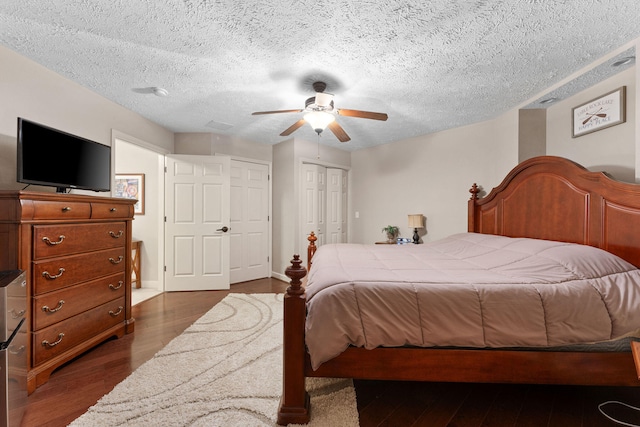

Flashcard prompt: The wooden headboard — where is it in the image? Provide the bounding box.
[469,156,640,267]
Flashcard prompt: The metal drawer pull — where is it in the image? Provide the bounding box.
[109,281,124,290]
[109,230,124,238]
[110,207,117,212]
[42,235,66,246]
[9,308,26,319]
[109,306,123,317]
[42,268,65,279]
[42,333,65,348]
[62,206,71,212]
[42,300,65,313]
[109,256,124,264]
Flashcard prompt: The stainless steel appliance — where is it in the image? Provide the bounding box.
[0,270,27,427]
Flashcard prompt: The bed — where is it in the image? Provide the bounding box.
[277,155,640,425]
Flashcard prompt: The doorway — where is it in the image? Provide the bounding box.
[113,136,167,305]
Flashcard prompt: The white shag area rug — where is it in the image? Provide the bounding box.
[69,293,359,426]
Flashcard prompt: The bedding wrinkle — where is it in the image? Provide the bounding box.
[587,279,615,339]
[472,284,488,346]
[352,284,368,349]
[531,285,551,346]
[411,283,426,346]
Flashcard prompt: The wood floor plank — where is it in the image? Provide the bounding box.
[446,383,501,427]
[358,380,412,426]
[514,385,555,427]
[480,384,527,427]
[379,381,444,427]
[412,382,471,427]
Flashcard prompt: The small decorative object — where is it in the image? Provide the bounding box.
[572,86,626,137]
[115,174,145,215]
[382,225,399,243]
[407,214,424,244]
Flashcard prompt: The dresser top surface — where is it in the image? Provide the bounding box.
[0,190,136,205]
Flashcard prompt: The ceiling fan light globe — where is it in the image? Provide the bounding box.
[304,112,335,133]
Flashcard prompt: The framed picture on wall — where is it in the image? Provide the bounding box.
[114,174,145,215]
[572,86,626,138]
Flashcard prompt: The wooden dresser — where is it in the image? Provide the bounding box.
[0,191,136,394]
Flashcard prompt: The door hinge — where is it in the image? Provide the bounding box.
[163,266,166,272]
[164,166,167,173]
[267,256,269,262]
[164,216,167,222]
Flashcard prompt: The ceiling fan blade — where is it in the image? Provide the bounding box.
[280,119,306,136]
[327,121,351,142]
[252,109,303,115]
[337,109,388,121]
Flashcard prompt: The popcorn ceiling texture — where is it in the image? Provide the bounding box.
[0,0,639,150]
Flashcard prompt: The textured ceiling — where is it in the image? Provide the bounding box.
[1,1,639,151]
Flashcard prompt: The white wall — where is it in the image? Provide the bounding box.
[546,67,636,182]
[175,132,272,162]
[0,44,174,191]
[350,110,519,245]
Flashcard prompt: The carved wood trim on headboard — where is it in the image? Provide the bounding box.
[469,156,640,267]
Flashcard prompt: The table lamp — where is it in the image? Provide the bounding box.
[408,214,423,244]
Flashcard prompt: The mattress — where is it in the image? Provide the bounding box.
[304,233,640,370]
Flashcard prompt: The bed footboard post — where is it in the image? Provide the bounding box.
[468,183,480,232]
[277,254,310,425]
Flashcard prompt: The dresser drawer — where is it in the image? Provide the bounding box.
[32,272,126,330]
[30,201,91,220]
[32,247,126,294]
[32,296,125,366]
[91,202,134,219]
[33,222,127,259]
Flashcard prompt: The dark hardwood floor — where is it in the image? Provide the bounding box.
[21,278,640,427]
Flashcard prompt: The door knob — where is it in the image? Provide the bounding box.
[217,226,229,232]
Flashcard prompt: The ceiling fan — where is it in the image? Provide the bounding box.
[251,81,388,142]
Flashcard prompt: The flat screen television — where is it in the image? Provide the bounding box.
[17,118,111,193]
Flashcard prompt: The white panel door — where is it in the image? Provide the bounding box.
[300,163,326,267]
[229,160,270,284]
[326,168,347,244]
[165,154,230,291]
[340,169,348,243]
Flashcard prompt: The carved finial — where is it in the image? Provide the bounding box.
[469,183,480,200]
[307,232,317,272]
[308,231,317,245]
[285,254,307,295]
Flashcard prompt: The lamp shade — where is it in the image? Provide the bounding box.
[408,214,423,228]
[304,111,335,133]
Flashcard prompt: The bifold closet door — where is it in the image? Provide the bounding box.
[300,164,348,267]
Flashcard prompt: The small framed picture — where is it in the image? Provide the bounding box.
[572,86,626,137]
[114,174,145,215]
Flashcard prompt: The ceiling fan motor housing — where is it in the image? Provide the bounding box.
[305,96,334,111]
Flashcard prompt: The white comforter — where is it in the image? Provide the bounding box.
[304,233,640,370]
